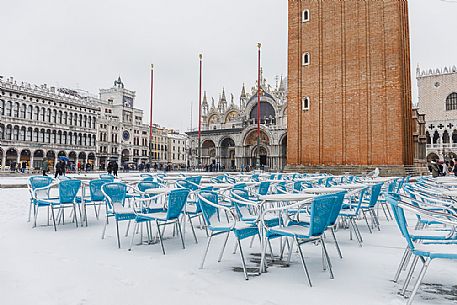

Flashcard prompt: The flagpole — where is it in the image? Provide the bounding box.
[198,54,203,170]
[256,43,261,170]
[149,64,154,167]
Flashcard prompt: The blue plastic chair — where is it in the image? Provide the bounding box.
[198,191,260,280]
[387,194,457,305]
[101,182,136,248]
[357,183,384,233]
[27,176,54,222]
[261,194,341,286]
[132,189,190,254]
[76,179,110,225]
[339,187,368,246]
[33,179,82,231]
[100,174,115,182]
[257,181,270,196]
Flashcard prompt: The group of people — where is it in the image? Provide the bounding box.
[429,158,457,178]
[106,160,118,177]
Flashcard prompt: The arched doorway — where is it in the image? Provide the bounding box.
[68,151,77,171]
[426,152,439,162]
[0,148,3,169]
[280,135,287,170]
[58,151,66,157]
[46,150,56,169]
[6,148,18,169]
[20,149,31,170]
[121,149,130,164]
[201,140,216,167]
[33,149,44,170]
[220,137,236,170]
[78,152,86,171]
[87,153,96,171]
[244,129,270,169]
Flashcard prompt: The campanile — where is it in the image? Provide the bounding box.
[287,0,414,171]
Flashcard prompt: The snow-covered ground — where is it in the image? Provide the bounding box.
[0,186,455,305]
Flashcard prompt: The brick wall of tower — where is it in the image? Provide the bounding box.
[287,0,414,167]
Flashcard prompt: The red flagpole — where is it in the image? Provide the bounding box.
[256,43,261,169]
[149,64,154,165]
[198,54,203,169]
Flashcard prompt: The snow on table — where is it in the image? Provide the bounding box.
[0,187,454,305]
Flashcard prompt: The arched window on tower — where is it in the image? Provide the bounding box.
[302,52,310,66]
[446,92,457,111]
[302,9,310,22]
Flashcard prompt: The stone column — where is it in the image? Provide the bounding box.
[30,155,34,172]
[1,153,6,171]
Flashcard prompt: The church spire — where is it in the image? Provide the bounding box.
[202,91,208,114]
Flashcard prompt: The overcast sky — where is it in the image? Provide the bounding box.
[1,0,457,131]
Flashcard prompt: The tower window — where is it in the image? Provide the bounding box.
[302,9,310,22]
[302,52,310,66]
[302,97,310,111]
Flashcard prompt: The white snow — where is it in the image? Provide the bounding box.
[0,186,455,305]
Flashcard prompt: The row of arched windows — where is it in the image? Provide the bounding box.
[0,124,96,147]
[0,99,96,129]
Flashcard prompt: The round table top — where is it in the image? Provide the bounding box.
[442,190,457,197]
[333,183,368,189]
[302,187,345,194]
[202,183,233,189]
[441,182,457,187]
[144,187,176,194]
[293,177,323,182]
[259,193,315,202]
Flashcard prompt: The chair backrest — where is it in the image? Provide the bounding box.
[166,189,190,219]
[233,183,246,190]
[251,174,260,182]
[197,191,220,226]
[99,174,115,182]
[274,182,287,194]
[186,176,202,185]
[89,179,109,201]
[387,179,397,193]
[386,193,415,250]
[140,173,153,178]
[258,181,270,196]
[28,176,53,190]
[309,194,338,236]
[327,191,346,226]
[137,181,160,193]
[176,179,199,191]
[230,188,253,219]
[367,183,384,207]
[59,180,81,204]
[324,177,334,187]
[102,182,127,209]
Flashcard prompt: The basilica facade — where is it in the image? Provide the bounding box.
[187,76,287,171]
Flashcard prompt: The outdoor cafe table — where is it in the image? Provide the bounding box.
[144,187,177,195]
[332,183,368,190]
[302,187,345,194]
[201,183,233,190]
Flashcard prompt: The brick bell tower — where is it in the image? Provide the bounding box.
[286,0,414,174]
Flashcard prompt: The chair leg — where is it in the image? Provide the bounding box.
[362,210,373,234]
[28,200,32,222]
[128,222,138,251]
[188,215,198,244]
[125,220,131,237]
[401,255,419,296]
[73,205,79,228]
[406,258,431,305]
[351,219,363,246]
[176,219,186,250]
[286,238,295,266]
[156,221,166,255]
[237,239,249,281]
[295,237,312,287]
[115,220,121,249]
[200,233,213,269]
[218,232,230,262]
[321,239,334,279]
[33,205,38,228]
[101,216,108,239]
[394,247,410,283]
[50,206,57,232]
[330,227,343,259]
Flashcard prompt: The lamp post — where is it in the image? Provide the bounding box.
[149,64,154,167]
[256,43,261,170]
[198,54,203,170]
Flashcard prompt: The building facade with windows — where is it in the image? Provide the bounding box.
[186,75,287,171]
[167,130,187,170]
[0,77,98,171]
[0,76,153,171]
[96,77,150,169]
[417,65,457,161]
